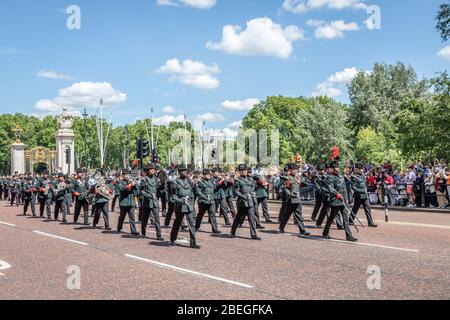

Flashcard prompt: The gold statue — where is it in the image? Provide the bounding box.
[13,125,23,144]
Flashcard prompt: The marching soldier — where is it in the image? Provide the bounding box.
[54,173,69,223]
[157,164,168,217]
[254,173,272,224]
[195,169,221,234]
[117,169,140,236]
[91,174,112,230]
[110,173,121,213]
[0,176,3,201]
[72,168,90,225]
[311,164,326,222]
[36,170,53,219]
[322,161,358,242]
[140,164,164,241]
[10,175,21,207]
[230,164,261,240]
[213,168,231,225]
[23,176,37,216]
[225,174,237,219]
[279,163,311,236]
[169,165,200,249]
[350,163,378,227]
[277,166,289,223]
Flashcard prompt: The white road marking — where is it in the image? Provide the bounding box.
[0,260,12,276]
[33,231,89,246]
[125,254,254,289]
[328,239,419,253]
[376,221,450,230]
[0,221,16,228]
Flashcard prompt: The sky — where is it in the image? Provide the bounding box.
[0,0,449,137]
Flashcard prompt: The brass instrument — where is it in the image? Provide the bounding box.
[90,173,114,200]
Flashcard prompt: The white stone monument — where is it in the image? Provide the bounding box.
[55,109,75,174]
[10,126,26,175]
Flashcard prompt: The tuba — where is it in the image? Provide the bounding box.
[91,173,114,200]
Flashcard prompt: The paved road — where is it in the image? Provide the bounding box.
[0,200,449,300]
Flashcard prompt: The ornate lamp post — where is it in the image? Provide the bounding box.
[82,108,88,168]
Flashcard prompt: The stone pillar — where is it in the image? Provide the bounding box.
[55,129,75,175]
[11,143,26,175]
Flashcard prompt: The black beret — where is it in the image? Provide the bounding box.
[144,163,156,171]
[57,173,65,178]
[122,169,131,174]
[76,168,86,174]
[178,165,188,172]
[330,161,340,169]
[317,163,326,170]
[203,169,211,175]
[355,163,364,169]
[237,164,247,171]
[288,163,299,170]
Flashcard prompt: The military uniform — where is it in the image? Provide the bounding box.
[170,167,199,248]
[279,165,310,236]
[10,178,21,207]
[117,177,139,235]
[195,171,220,233]
[72,170,90,225]
[36,175,53,219]
[23,179,37,216]
[225,177,236,219]
[54,176,69,223]
[311,169,325,221]
[140,167,163,240]
[323,162,357,241]
[111,175,121,212]
[253,174,272,224]
[91,182,111,230]
[230,165,259,240]
[350,167,377,227]
[213,173,231,225]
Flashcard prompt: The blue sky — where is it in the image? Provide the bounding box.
[0,0,448,135]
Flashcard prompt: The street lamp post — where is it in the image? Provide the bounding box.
[82,108,88,168]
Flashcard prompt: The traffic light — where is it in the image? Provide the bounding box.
[152,149,159,163]
[142,139,150,158]
[136,139,143,159]
[211,148,217,159]
[65,147,71,165]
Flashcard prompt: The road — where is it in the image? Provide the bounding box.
[0,200,449,300]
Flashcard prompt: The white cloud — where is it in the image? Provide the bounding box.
[437,46,450,61]
[307,19,359,39]
[156,58,220,90]
[221,98,260,111]
[162,106,176,114]
[206,18,305,59]
[153,114,186,125]
[195,112,225,122]
[313,67,359,97]
[34,81,127,115]
[156,0,216,9]
[204,128,239,141]
[228,120,243,129]
[37,70,72,80]
[282,0,368,14]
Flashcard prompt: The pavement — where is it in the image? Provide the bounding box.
[0,200,449,300]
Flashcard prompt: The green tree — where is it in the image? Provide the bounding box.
[436,3,450,41]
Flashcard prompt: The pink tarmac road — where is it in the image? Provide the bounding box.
[0,200,449,300]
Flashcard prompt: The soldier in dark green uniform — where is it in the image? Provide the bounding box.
[111,173,121,213]
[279,163,311,236]
[311,164,326,222]
[170,165,200,249]
[230,164,260,240]
[36,170,53,219]
[91,174,112,230]
[225,174,236,219]
[23,176,37,216]
[9,175,21,207]
[54,173,69,223]
[164,168,178,226]
[195,169,221,234]
[72,168,90,225]
[350,163,377,227]
[117,170,139,235]
[277,166,289,223]
[322,161,357,242]
[213,168,231,226]
[253,174,272,224]
[140,164,164,241]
